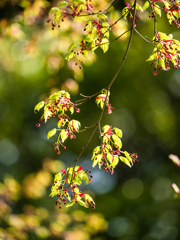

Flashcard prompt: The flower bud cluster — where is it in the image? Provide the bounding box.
[47,0,93,30]
[150,0,180,27]
[95,89,114,114]
[35,91,81,155]
[147,32,180,75]
[50,166,95,209]
[92,125,138,172]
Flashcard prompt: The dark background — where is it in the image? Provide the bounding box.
[0,0,180,240]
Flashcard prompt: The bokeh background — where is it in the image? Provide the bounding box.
[0,0,180,239]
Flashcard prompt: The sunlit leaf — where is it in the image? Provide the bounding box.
[60,129,68,142]
[66,200,75,208]
[47,128,57,139]
[77,199,88,208]
[97,13,107,20]
[100,38,109,53]
[120,156,132,167]
[142,1,150,10]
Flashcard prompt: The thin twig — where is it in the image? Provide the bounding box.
[134,28,153,44]
[107,0,137,89]
[148,0,158,36]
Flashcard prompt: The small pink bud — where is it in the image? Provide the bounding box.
[77,166,83,172]
[61,169,67,174]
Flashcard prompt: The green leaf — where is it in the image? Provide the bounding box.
[107,153,113,163]
[47,128,57,139]
[136,3,143,12]
[66,200,75,208]
[102,125,110,133]
[83,50,88,58]
[154,4,161,17]
[44,108,50,123]
[97,13,107,20]
[64,191,71,201]
[173,11,179,20]
[92,146,101,159]
[69,107,74,115]
[57,1,68,7]
[49,7,58,15]
[91,41,99,53]
[120,156,132,168]
[100,38,109,53]
[142,1,150,11]
[158,58,165,70]
[93,154,102,168]
[69,120,81,131]
[122,151,133,165]
[60,129,68,142]
[54,10,61,21]
[122,7,129,19]
[101,28,109,39]
[102,22,109,28]
[85,194,95,204]
[85,21,92,32]
[34,101,44,113]
[146,53,157,62]
[68,43,77,51]
[78,3,86,12]
[112,134,122,149]
[82,172,89,184]
[65,51,75,61]
[54,173,62,181]
[103,136,109,143]
[111,156,119,168]
[74,175,82,185]
[113,127,123,138]
[77,199,88,208]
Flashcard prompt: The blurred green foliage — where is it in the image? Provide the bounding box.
[0,0,180,239]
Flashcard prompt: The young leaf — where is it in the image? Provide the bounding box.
[142,1,150,11]
[146,53,157,62]
[85,21,92,32]
[112,134,122,149]
[154,5,161,17]
[68,43,77,52]
[102,125,110,133]
[74,175,82,185]
[47,128,57,139]
[113,127,123,138]
[65,51,75,61]
[69,107,74,115]
[66,200,75,208]
[49,7,58,15]
[100,38,109,53]
[120,156,132,168]
[84,194,95,204]
[34,101,44,113]
[77,199,88,208]
[83,50,88,58]
[60,129,68,142]
[57,1,68,7]
[136,3,143,12]
[81,172,89,184]
[107,153,113,163]
[44,108,50,123]
[54,10,61,21]
[97,14,107,20]
[111,156,119,168]
[122,7,129,19]
[93,154,102,168]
